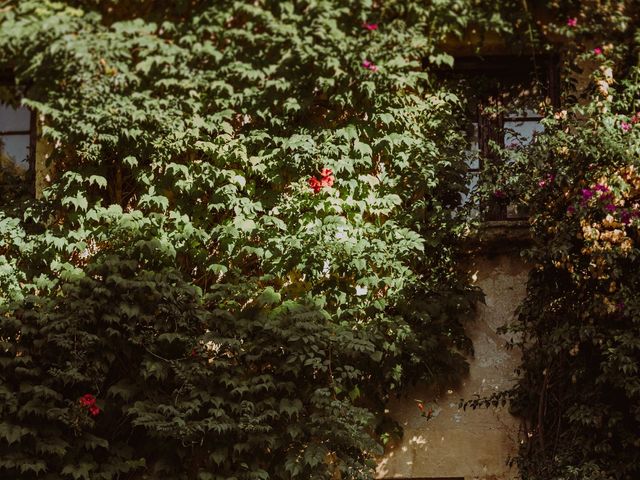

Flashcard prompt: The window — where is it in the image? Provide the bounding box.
[0,85,36,196]
[451,55,560,220]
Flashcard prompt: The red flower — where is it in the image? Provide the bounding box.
[567,17,577,27]
[308,176,323,193]
[79,393,101,416]
[593,47,603,55]
[308,167,335,193]
[363,22,378,31]
[417,402,425,412]
[79,394,96,407]
[321,175,334,187]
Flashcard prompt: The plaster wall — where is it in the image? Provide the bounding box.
[376,252,529,480]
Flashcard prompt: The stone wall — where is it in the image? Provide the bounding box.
[376,248,529,480]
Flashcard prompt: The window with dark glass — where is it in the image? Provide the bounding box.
[449,55,560,220]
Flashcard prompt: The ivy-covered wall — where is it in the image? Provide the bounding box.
[1,1,639,480]
[0,2,489,479]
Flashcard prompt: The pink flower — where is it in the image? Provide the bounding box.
[320,168,333,177]
[89,405,101,417]
[567,205,576,214]
[594,184,609,192]
[363,22,378,31]
[362,59,378,71]
[567,17,577,27]
[538,174,555,188]
[621,121,631,132]
[321,175,335,187]
[605,204,616,212]
[581,188,593,201]
[621,210,631,224]
[593,47,603,55]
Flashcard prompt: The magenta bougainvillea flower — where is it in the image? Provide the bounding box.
[362,59,378,72]
[539,174,556,187]
[567,17,577,27]
[581,188,593,201]
[621,121,631,132]
[593,47,603,55]
[363,22,378,31]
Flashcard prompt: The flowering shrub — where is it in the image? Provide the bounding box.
[492,3,640,478]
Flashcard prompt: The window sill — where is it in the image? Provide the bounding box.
[463,219,531,254]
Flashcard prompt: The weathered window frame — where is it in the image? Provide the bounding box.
[451,54,561,221]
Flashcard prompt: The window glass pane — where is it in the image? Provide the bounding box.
[465,122,480,170]
[504,119,543,148]
[0,134,31,176]
[0,103,31,132]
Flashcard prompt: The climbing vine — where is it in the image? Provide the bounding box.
[496,2,640,479]
[0,1,496,478]
[2,1,639,479]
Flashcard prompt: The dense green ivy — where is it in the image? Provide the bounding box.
[0,1,496,478]
[4,0,639,479]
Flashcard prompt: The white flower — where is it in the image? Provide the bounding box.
[355,285,368,296]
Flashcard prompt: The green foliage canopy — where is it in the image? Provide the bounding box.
[0,1,493,478]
